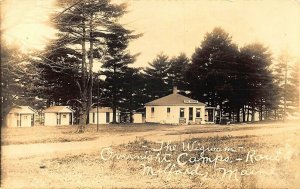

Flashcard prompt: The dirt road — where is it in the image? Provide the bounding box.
[2,122,299,160]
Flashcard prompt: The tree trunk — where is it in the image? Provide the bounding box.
[247,105,250,122]
[78,101,88,133]
[236,107,240,123]
[242,105,246,122]
[112,66,117,123]
[251,105,255,122]
[86,14,94,125]
[259,99,263,121]
[283,58,288,121]
[78,9,88,132]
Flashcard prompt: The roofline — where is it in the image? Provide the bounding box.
[144,104,206,106]
[8,106,37,114]
[43,106,74,113]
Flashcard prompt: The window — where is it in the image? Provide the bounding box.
[151,107,155,113]
[24,116,27,119]
[63,114,66,118]
[180,108,185,118]
[167,107,171,117]
[92,113,95,123]
[196,108,201,117]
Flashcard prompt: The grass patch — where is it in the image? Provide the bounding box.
[1,124,171,145]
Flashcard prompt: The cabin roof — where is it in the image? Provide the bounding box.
[43,106,73,113]
[90,107,120,113]
[8,106,37,114]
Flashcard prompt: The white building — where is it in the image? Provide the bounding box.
[43,106,73,126]
[132,112,144,123]
[145,87,206,125]
[89,107,120,124]
[5,106,37,127]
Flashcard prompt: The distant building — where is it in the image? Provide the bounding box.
[89,107,120,124]
[132,112,144,123]
[145,86,206,125]
[43,106,73,126]
[5,106,37,127]
[205,107,216,124]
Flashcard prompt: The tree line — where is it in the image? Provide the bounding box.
[1,0,299,130]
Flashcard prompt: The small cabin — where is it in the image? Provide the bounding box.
[5,106,37,127]
[43,106,73,126]
[89,107,120,124]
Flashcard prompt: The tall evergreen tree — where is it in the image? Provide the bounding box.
[273,52,299,120]
[102,23,140,123]
[239,43,274,122]
[38,0,131,131]
[188,27,239,119]
[144,53,171,101]
[1,42,42,125]
[167,53,190,94]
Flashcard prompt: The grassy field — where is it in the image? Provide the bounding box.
[1,123,170,145]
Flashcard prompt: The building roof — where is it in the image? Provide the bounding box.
[8,106,37,114]
[90,107,120,113]
[145,93,206,106]
[43,106,73,113]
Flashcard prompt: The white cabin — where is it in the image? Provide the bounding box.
[5,106,37,127]
[43,106,73,126]
[89,107,120,124]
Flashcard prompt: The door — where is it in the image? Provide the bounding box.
[179,108,186,123]
[106,112,110,123]
[31,114,34,126]
[189,107,193,121]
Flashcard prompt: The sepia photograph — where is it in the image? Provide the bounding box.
[1,0,300,188]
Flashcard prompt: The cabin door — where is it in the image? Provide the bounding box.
[189,107,193,121]
[106,112,110,123]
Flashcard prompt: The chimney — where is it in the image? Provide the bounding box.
[173,86,178,94]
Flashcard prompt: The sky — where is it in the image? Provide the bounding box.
[1,0,300,68]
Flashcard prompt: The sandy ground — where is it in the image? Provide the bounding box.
[1,122,300,188]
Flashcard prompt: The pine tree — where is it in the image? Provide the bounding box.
[38,0,132,131]
[273,52,299,120]
[144,53,171,101]
[239,43,274,122]
[167,53,190,94]
[188,27,239,120]
[102,23,140,123]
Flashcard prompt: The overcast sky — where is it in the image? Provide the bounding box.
[2,0,300,68]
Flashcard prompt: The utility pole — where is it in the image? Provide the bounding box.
[97,77,99,132]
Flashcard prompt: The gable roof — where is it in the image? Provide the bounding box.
[8,106,37,114]
[90,107,120,113]
[145,93,206,106]
[43,106,73,113]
